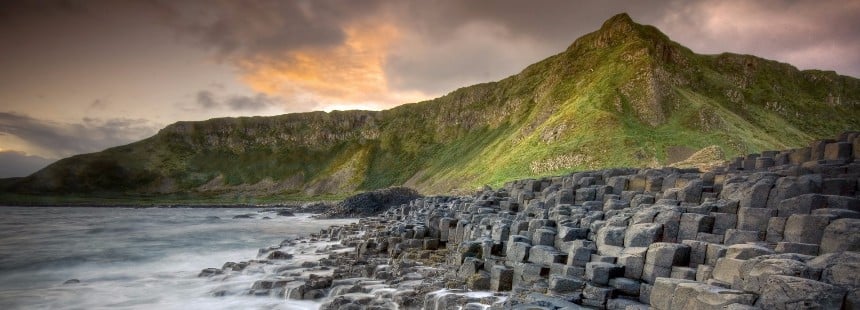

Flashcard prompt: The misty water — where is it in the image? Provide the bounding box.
[0,206,357,310]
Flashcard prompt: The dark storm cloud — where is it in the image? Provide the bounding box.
[0,112,159,158]
[160,0,385,58]
[0,151,53,178]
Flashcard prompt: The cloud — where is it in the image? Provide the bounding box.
[193,90,280,111]
[225,94,276,111]
[656,0,860,77]
[150,1,680,110]
[89,99,109,110]
[235,21,429,110]
[0,112,160,159]
[0,150,53,178]
[383,21,550,95]
[163,0,385,59]
[195,90,219,109]
[155,0,860,111]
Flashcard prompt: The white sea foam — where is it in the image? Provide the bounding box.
[0,207,356,310]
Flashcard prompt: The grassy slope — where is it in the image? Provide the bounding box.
[4,14,859,203]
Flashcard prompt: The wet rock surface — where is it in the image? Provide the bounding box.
[319,187,423,219]
[200,132,860,309]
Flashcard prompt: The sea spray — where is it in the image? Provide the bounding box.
[0,207,355,310]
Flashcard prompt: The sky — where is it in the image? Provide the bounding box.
[1,0,859,178]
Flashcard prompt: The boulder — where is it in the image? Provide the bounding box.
[737,207,776,232]
[724,229,761,245]
[777,194,827,217]
[711,212,737,235]
[783,214,830,244]
[596,225,626,247]
[722,177,774,209]
[548,274,585,294]
[643,243,690,283]
[807,251,860,288]
[705,243,728,266]
[618,247,648,279]
[528,245,565,265]
[609,277,641,296]
[738,258,818,293]
[824,141,852,160]
[725,244,775,260]
[198,268,223,277]
[755,275,845,310]
[532,228,556,246]
[466,270,491,290]
[712,258,745,286]
[624,223,663,247]
[581,283,614,308]
[458,257,483,280]
[654,210,682,243]
[319,187,421,218]
[490,265,514,291]
[650,278,696,309]
[645,242,691,268]
[681,240,708,267]
[678,179,703,203]
[306,274,333,289]
[267,251,294,260]
[585,262,623,285]
[276,210,296,216]
[678,213,714,241]
[774,242,819,255]
[765,217,787,242]
[766,175,820,209]
[671,266,697,280]
[673,282,756,309]
[567,240,597,266]
[820,218,860,253]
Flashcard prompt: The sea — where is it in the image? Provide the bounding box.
[0,206,357,310]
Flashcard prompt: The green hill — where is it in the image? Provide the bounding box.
[5,13,860,202]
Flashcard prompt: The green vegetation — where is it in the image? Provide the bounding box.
[3,13,859,204]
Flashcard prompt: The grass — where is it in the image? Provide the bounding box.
[3,13,859,203]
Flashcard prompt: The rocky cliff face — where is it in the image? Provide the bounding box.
[7,13,860,198]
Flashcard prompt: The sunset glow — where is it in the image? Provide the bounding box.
[0,0,858,177]
[239,22,431,111]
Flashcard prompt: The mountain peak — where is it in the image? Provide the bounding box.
[600,13,636,32]
[580,12,649,50]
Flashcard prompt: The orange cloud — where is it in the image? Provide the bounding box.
[237,21,430,111]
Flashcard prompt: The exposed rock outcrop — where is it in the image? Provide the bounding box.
[318,187,422,218]
[200,131,860,309]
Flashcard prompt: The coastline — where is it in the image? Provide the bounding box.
[197,134,860,309]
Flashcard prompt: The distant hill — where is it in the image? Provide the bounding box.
[5,13,859,199]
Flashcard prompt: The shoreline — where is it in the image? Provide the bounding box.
[197,134,860,309]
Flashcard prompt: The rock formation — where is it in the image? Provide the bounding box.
[201,131,860,309]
